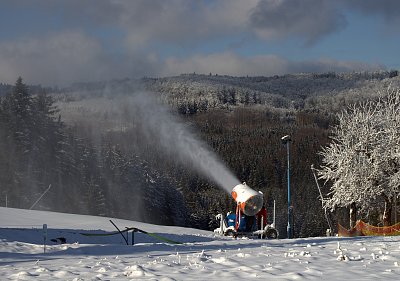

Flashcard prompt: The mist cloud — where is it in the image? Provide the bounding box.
[132,92,241,192]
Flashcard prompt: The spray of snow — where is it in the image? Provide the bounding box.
[125,92,240,192]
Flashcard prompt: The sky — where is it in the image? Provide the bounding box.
[2,207,400,280]
[0,0,399,86]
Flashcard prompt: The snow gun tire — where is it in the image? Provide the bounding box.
[265,229,278,239]
[225,229,236,238]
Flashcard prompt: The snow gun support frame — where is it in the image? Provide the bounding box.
[214,183,278,239]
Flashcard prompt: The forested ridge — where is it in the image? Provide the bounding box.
[1,71,399,237]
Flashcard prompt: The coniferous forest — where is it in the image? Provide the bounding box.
[1,72,399,237]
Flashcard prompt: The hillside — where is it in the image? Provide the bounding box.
[54,71,400,114]
[1,71,400,239]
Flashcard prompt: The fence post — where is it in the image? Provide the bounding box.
[43,224,47,254]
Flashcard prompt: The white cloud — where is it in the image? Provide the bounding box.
[117,0,258,51]
[8,0,257,51]
[162,51,384,77]
[0,31,106,85]
[0,31,159,86]
[162,52,285,76]
[0,32,384,86]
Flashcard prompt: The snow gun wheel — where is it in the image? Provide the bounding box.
[225,229,236,238]
[265,228,278,239]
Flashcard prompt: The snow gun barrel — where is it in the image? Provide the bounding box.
[231,183,263,216]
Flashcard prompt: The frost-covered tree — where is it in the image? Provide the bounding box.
[318,87,400,227]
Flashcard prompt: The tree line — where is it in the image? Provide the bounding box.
[0,78,186,226]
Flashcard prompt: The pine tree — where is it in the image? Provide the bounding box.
[2,77,33,153]
[0,77,34,207]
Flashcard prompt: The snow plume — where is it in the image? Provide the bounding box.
[126,92,240,193]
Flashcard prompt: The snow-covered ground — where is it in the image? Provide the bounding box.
[1,207,400,280]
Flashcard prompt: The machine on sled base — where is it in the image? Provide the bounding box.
[214,200,278,239]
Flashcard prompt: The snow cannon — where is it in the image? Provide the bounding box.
[231,183,263,216]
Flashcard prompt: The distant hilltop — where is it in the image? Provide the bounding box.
[2,70,400,114]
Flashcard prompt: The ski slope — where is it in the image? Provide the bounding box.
[1,207,400,280]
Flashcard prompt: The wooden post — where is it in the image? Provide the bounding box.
[350,202,357,229]
[43,224,47,254]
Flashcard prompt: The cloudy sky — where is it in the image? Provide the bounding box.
[1,0,399,86]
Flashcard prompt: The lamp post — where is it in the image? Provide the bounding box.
[281,135,292,239]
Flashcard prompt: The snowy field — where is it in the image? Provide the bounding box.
[1,207,400,280]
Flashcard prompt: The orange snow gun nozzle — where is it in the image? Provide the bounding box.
[231,182,263,216]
